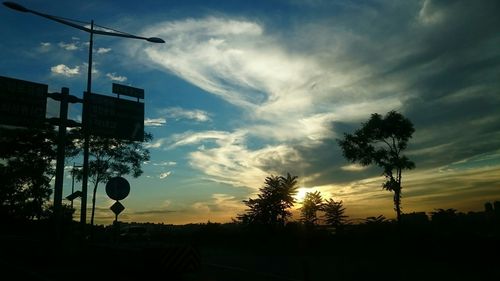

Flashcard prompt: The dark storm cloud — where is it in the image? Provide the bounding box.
[294,0,500,187]
[398,0,500,167]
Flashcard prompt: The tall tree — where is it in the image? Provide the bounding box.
[300,191,323,226]
[322,199,348,232]
[238,173,299,226]
[337,111,415,222]
[72,132,151,226]
[0,126,54,220]
[0,125,77,221]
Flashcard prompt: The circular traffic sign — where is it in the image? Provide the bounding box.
[105,176,130,201]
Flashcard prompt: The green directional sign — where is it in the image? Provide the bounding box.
[112,83,144,99]
[0,76,47,128]
[84,92,144,141]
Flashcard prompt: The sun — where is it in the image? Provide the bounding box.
[294,187,309,202]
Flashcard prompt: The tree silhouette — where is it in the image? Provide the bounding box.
[238,173,298,226]
[0,125,77,221]
[322,199,348,232]
[364,215,388,224]
[430,208,458,226]
[300,191,323,226]
[72,132,151,226]
[338,111,415,223]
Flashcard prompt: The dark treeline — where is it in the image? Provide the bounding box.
[2,111,500,280]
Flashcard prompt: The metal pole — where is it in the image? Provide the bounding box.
[80,20,94,231]
[71,162,75,209]
[54,87,70,240]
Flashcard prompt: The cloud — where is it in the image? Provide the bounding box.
[106,72,127,82]
[159,171,172,179]
[97,47,112,54]
[50,64,80,77]
[134,16,406,148]
[170,130,305,189]
[40,42,51,48]
[191,193,243,213]
[144,118,166,127]
[58,42,79,51]
[153,161,177,166]
[140,17,323,116]
[341,164,368,172]
[169,130,235,148]
[126,1,500,203]
[144,138,167,149]
[160,107,211,122]
[132,209,175,215]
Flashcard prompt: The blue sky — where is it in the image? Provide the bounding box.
[1,0,499,225]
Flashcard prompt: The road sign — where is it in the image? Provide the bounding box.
[83,92,144,141]
[0,76,47,128]
[110,201,125,216]
[66,190,82,201]
[112,83,144,99]
[106,176,131,201]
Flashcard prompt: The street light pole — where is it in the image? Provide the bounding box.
[4,1,164,235]
[81,20,94,233]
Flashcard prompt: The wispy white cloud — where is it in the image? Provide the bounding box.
[159,171,172,179]
[58,42,79,51]
[170,130,236,148]
[341,164,368,172]
[106,72,127,82]
[191,193,243,213]
[97,47,112,54]
[129,0,500,200]
[50,64,80,77]
[137,17,402,146]
[38,42,52,53]
[131,16,397,188]
[153,161,177,166]
[160,107,211,122]
[144,138,167,149]
[144,118,166,127]
[170,130,304,189]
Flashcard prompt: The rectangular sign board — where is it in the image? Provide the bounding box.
[0,76,47,128]
[112,83,144,99]
[84,92,144,141]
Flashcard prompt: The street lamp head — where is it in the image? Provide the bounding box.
[3,1,29,12]
[147,37,165,43]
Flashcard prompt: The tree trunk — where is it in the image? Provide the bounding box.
[396,168,402,223]
[394,190,401,223]
[90,180,99,226]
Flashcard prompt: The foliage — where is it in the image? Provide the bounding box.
[71,131,152,225]
[300,191,323,225]
[0,125,77,221]
[430,208,459,225]
[322,198,348,231]
[364,215,388,225]
[337,111,415,222]
[238,173,299,226]
[42,203,76,223]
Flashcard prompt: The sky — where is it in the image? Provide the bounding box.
[1,0,499,225]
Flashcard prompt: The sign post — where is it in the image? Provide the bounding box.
[106,176,130,241]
